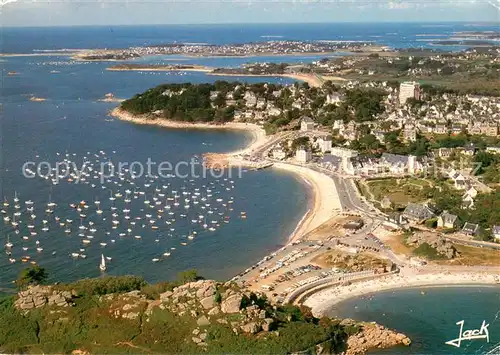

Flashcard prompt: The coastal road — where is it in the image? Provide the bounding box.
[444,235,500,250]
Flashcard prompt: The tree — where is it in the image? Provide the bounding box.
[291,137,310,151]
[16,266,48,289]
[177,269,202,284]
[474,152,498,175]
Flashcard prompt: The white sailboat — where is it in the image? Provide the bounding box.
[5,236,13,249]
[99,254,106,271]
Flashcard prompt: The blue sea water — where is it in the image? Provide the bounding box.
[2,22,499,54]
[0,40,310,288]
[329,286,500,355]
[1,23,499,353]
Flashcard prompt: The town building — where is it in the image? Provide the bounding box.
[437,212,459,229]
[435,148,453,159]
[399,81,421,104]
[300,116,315,132]
[462,222,480,236]
[326,93,344,104]
[315,134,332,153]
[486,147,500,155]
[295,147,312,163]
[402,125,417,142]
[492,225,500,241]
[272,148,286,160]
[320,155,341,171]
[402,203,434,223]
[330,147,358,158]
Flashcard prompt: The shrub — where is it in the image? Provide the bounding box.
[56,275,146,296]
[413,242,444,260]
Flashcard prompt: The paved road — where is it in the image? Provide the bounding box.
[444,235,500,250]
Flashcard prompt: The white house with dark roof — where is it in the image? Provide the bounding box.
[462,222,480,236]
[300,116,315,132]
[402,203,435,223]
[380,153,422,174]
[437,212,459,229]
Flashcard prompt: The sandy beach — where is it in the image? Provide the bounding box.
[207,72,323,88]
[105,65,324,88]
[304,272,500,316]
[272,163,342,243]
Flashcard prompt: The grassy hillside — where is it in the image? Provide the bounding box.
[0,272,358,354]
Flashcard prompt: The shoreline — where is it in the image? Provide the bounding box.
[110,107,341,245]
[109,107,266,136]
[207,72,323,87]
[272,162,342,243]
[106,66,213,73]
[303,272,500,316]
[105,65,325,88]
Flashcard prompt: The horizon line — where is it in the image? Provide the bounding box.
[4,20,499,28]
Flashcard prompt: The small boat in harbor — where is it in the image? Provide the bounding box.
[99,254,106,271]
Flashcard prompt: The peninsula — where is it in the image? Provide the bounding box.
[73,40,383,61]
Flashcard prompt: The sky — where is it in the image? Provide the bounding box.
[0,0,499,27]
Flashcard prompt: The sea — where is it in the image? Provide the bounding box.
[1,22,499,354]
[328,286,500,355]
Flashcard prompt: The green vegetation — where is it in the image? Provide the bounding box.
[344,88,386,122]
[333,53,500,96]
[16,265,48,290]
[432,187,500,241]
[362,177,436,209]
[54,275,147,297]
[120,82,239,123]
[0,272,359,354]
[413,242,445,260]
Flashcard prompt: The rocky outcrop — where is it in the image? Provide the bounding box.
[14,285,76,311]
[321,250,390,273]
[14,279,410,354]
[342,320,411,355]
[406,232,459,259]
[220,294,243,313]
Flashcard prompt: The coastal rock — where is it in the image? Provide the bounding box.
[197,315,210,326]
[262,318,275,332]
[200,296,216,309]
[15,285,75,311]
[208,307,220,316]
[159,291,173,301]
[221,294,243,313]
[241,322,260,334]
[344,322,411,355]
[122,312,139,320]
[406,233,459,259]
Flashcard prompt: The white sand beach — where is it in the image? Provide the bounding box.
[272,163,342,243]
[207,72,323,88]
[304,272,500,316]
